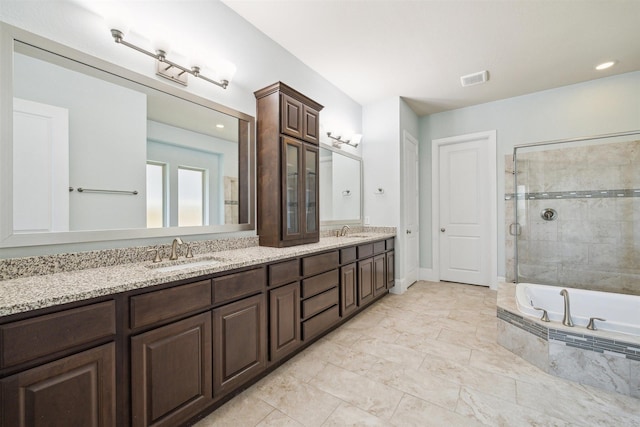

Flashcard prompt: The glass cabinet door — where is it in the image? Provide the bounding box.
[304,146,318,235]
[282,137,301,239]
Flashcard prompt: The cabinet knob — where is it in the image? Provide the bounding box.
[406,230,412,234]
[440,228,446,232]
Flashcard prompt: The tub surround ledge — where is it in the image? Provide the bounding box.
[497,282,640,398]
[0,229,395,317]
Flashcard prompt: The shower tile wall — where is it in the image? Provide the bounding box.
[505,140,640,295]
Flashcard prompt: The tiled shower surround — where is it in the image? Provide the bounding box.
[504,139,640,295]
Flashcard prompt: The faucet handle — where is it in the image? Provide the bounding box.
[185,243,194,258]
[147,247,163,263]
[533,306,550,322]
[587,317,606,331]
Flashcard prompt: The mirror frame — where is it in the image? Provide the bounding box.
[319,143,363,227]
[0,23,255,247]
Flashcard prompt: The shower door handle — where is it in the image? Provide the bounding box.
[509,223,522,236]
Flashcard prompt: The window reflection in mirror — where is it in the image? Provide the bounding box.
[10,40,251,238]
[319,146,362,224]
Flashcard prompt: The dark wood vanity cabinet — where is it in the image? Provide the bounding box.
[131,313,212,427]
[0,238,394,427]
[255,82,324,247]
[0,301,117,427]
[357,242,394,307]
[340,263,358,317]
[269,282,301,362]
[373,254,387,297]
[1,343,116,427]
[386,250,395,289]
[280,93,321,144]
[358,257,374,306]
[213,293,267,396]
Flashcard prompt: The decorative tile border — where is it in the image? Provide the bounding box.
[497,307,639,361]
[549,329,640,361]
[505,188,640,201]
[497,307,548,340]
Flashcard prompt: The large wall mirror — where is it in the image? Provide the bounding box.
[0,24,254,247]
[319,145,362,225]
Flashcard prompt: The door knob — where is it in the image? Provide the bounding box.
[406,230,412,234]
[440,228,446,232]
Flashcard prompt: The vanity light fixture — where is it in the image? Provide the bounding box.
[110,29,230,89]
[327,132,362,148]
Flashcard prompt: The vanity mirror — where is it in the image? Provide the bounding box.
[0,24,254,247]
[319,145,362,225]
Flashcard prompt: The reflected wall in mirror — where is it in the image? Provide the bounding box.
[1,24,254,247]
[319,146,362,224]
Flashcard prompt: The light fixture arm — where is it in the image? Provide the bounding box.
[110,29,229,89]
[327,131,359,148]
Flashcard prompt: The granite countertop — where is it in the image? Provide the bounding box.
[0,233,394,317]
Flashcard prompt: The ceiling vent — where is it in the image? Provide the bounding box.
[460,70,489,87]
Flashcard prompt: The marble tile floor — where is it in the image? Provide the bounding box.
[194,281,640,427]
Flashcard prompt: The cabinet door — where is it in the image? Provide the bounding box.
[357,257,374,306]
[302,105,320,144]
[302,144,319,239]
[131,313,212,427]
[280,94,304,140]
[281,137,303,241]
[373,254,386,297]
[340,263,358,317]
[213,294,266,395]
[386,251,395,289]
[1,343,115,427]
[269,282,300,362]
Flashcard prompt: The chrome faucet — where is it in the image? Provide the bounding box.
[339,225,351,237]
[169,237,184,260]
[559,289,574,327]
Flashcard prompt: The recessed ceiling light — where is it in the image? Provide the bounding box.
[595,61,616,71]
[216,124,224,129]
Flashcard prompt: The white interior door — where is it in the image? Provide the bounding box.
[403,131,419,288]
[13,98,69,232]
[435,131,496,287]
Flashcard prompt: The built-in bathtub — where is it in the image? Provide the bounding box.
[515,283,640,337]
[496,282,640,399]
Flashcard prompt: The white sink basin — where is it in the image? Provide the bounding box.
[146,256,226,273]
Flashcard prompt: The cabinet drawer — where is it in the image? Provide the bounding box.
[340,247,356,264]
[373,241,386,254]
[301,269,339,298]
[268,259,300,287]
[130,280,212,329]
[302,251,338,277]
[386,238,394,250]
[213,268,265,304]
[302,305,339,340]
[302,287,339,319]
[1,301,116,369]
[357,244,373,259]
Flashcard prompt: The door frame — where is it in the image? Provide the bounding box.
[431,130,498,289]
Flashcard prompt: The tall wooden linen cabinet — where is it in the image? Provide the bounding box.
[255,82,324,247]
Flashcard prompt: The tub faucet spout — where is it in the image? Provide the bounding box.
[559,289,574,327]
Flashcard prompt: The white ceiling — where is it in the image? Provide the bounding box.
[222,0,640,116]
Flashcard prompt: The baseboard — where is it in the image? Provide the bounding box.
[418,268,437,282]
[389,278,406,295]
